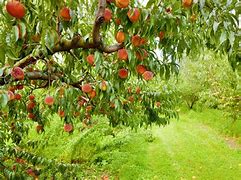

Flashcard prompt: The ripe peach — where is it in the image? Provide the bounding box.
[16,84,24,90]
[44,95,54,106]
[8,86,16,92]
[14,93,21,100]
[27,101,35,110]
[115,31,125,43]
[136,65,146,75]
[15,158,26,164]
[156,101,161,107]
[6,1,25,19]
[60,7,71,21]
[29,94,35,101]
[136,87,141,94]
[182,0,193,8]
[11,67,24,80]
[140,38,147,45]
[118,68,128,79]
[159,31,165,40]
[64,124,73,132]
[82,83,92,93]
[118,48,128,61]
[116,0,129,8]
[36,124,44,133]
[104,8,112,22]
[142,71,154,81]
[100,81,107,91]
[86,54,95,66]
[131,35,141,47]
[89,90,96,99]
[86,105,92,112]
[8,91,15,101]
[127,8,140,23]
[28,113,35,119]
[58,110,65,118]
[115,18,121,25]
[128,95,134,103]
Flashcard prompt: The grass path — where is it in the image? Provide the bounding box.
[118,116,241,180]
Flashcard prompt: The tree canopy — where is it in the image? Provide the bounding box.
[0,0,240,178]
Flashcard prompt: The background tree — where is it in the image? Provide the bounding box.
[0,0,240,178]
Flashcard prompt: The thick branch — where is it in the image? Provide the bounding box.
[93,0,106,45]
[99,43,125,53]
[52,37,97,52]
[26,71,59,81]
[13,54,41,68]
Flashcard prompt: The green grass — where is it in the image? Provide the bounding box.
[104,109,241,179]
[24,109,241,179]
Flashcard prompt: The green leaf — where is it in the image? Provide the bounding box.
[12,25,19,42]
[213,21,220,34]
[199,0,206,9]
[219,31,227,45]
[228,31,235,47]
[0,93,8,108]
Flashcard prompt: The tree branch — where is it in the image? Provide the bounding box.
[99,43,124,53]
[7,0,123,87]
[93,0,106,45]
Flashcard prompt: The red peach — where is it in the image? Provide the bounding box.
[29,94,35,101]
[27,101,35,110]
[11,67,24,80]
[28,113,35,119]
[156,101,161,107]
[131,35,141,47]
[36,124,44,133]
[182,0,193,8]
[60,7,71,21]
[115,18,121,25]
[127,8,140,23]
[104,8,112,22]
[64,124,73,132]
[136,65,146,74]
[116,31,125,43]
[159,31,165,40]
[136,87,141,94]
[82,83,92,93]
[86,54,95,66]
[58,110,65,118]
[89,90,96,99]
[44,95,54,106]
[142,71,154,81]
[6,0,25,19]
[116,0,130,8]
[14,93,21,100]
[118,68,128,79]
[118,48,128,61]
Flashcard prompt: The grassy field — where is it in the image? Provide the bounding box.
[25,109,241,179]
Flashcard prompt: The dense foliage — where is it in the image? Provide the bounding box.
[0,0,240,178]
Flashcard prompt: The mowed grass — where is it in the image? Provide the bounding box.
[109,109,241,180]
[25,109,241,179]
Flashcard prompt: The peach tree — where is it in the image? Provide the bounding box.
[0,0,240,178]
